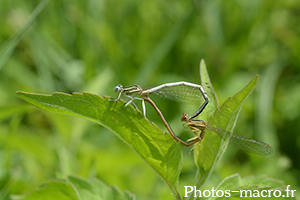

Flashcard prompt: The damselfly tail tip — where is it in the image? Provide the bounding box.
[266,145,273,155]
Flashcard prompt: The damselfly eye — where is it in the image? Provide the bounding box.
[114,84,123,92]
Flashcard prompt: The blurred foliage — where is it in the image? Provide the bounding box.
[0,0,300,199]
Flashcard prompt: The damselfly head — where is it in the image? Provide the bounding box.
[114,84,123,93]
[181,113,189,122]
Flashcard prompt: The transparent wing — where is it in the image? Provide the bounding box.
[205,124,273,155]
[229,134,273,155]
[151,85,204,104]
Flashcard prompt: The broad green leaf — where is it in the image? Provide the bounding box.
[193,75,259,191]
[11,176,135,200]
[208,173,296,200]
[67,175,135,200]
[16,92,182,199]
[11,180,78,200]
[0,0,49,70]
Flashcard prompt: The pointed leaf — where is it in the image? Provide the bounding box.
[193,75,259,189]
[16,91,182,199]
[199,59,219,122]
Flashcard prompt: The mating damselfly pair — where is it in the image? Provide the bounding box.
[113,81,272,155]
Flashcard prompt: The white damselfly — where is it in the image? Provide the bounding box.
[114,81,209,120]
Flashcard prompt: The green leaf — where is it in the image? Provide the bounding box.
[193,75,259,191]
[208,173,296,200]
[16,91,182,199]
[11,180,78,200]
[11,176,135,200]
[199,59,219,122]
[67,176,135,200]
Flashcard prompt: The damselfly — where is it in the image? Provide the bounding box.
[181,113,273,155]
[114,82,209,120]
[143,96,200,147]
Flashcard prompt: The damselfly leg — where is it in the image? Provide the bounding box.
[114,81,209,119]
[112,84,143,111]
[143,96,200,147]
[181,113,273,155]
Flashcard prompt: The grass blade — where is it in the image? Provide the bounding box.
[0,0,49,70]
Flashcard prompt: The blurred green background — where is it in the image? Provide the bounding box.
[1,0,299,199]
